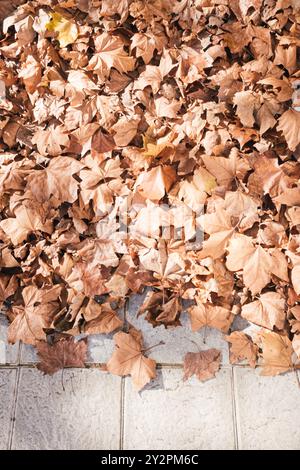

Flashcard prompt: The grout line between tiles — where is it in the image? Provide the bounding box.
[119,377,125,450]
[231,367,239,450]
[8,367,21,450]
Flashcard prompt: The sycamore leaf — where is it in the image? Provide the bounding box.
[258,330,293,376]
[87,32,135,80]
[8,285,61,345]
[226,235,273,295]
[277,109,300,151]
[106,330,156,391]
[225,331,258,368]
[241,292,286,331]
[188,303,233,333]
[112,116,140,147]
[83,300,123,334]
[46,12,78,48]
[136,165,176,200]
[183,349,221,382]
[26,156,83,205]
[199,209,234,259]
[233,90,258,128]
[0,204,53,245]
[32,123,70,156]
[37,337,87,375]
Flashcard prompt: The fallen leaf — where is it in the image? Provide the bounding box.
[188,303,233,333]
[183,349,221,382]
[225,331,258,367]
[46,12,78,48]
[37,337,87,375]
[106,330,156,391]
[241,292,286,330]
[258,330,293,376]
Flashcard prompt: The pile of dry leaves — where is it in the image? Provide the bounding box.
[0,0,300,391]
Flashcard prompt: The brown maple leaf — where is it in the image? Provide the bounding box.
[277,109,300,151]
[226,235,274,295]
[32,122,70,156]
[257,330,294,377]
[225,331,258,368]
[8,285,62,345]
[241,292,286,331]
[183,349,221,382]
[37,337,87,375]
[188,303,233,333]
[106,330,156,391]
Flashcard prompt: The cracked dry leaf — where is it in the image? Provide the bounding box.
[258,330,293,376]
[225,331,258,368]
[106,330,156,391]
[183,349,221,382]
[37,337,87,375]
[46,12,78,48]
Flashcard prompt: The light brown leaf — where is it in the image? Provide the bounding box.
[225,331,258,368]
[136,165,176,201]
[277,109,300,151]
[106,330,156,391]
[188,303,233,333]
[241,292,285,330]
[183,349,221,382]
[258,330,293,376]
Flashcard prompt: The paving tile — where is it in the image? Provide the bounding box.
[0,369,17,450]
[19,343,37,364]
[87,333,115,363]
[234,367,300,450]
[123,368,235,450]
[12,368,121,450]
[127,293,230,364]
[0,315,19,364]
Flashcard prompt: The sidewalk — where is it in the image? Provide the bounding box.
[1,295,300,450]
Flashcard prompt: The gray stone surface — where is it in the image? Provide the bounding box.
[20,343,37,364]
[12,368,121,450]
[0,315,19,364]
[123,367,235,450]
[127,293,230,364]
[234,367,300,450]
[0,369,17,449]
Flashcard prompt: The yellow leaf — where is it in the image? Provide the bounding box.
[46,12,78,48]
[142,134,173,158]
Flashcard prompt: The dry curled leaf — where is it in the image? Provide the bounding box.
[225,331,258,368]
[183,349,221,382]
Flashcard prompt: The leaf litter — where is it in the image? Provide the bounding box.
[0,0,300,391]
